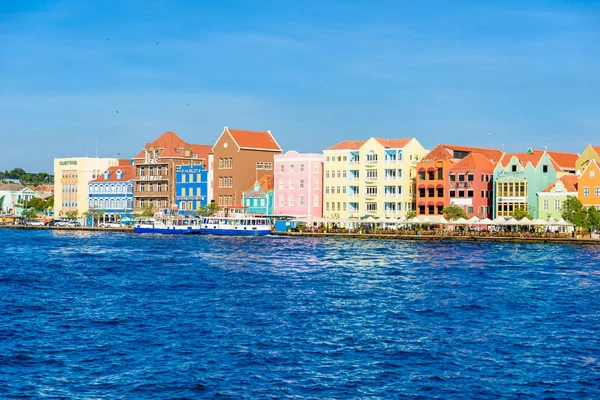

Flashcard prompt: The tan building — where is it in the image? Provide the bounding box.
[132,131,211,213]
[54,157,121,218]
[212,127,282,207]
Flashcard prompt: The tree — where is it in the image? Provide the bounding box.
[139,205,155,217]
[197,203,221,217]
[65,210,79,220]
[45,196,54,210]
[512,206,533,220]
[442,204,467,221]
[587,207,600,231]
[562,195,588,228]
[83,208,105,227]
[28,197,46,211]
[405,210,417,219]
[21,208,38,220]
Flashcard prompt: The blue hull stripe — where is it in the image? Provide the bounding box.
[199,228,270,236]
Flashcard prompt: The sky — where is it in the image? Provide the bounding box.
[1,0,599,172]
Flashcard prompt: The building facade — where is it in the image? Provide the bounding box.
[493,149,578,218]
[175,165,208,213]
[0,183,37,215]
[273,150,324,218]
[537,175,578,220]
[212,127,282,207]
[323,137,426,219]
[416,145,503,216]
[88,164,134,224]
[578,159,600,210]
[575,144,600,173]
[242,174,274,215]
[132,131,211,213]
[54,157,120,219]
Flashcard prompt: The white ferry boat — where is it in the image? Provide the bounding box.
[133,216,198,234]
[200,207,271,236]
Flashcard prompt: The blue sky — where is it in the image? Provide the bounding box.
[1,0,599,172]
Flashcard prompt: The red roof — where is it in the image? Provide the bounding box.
[90,165,134,183]
[374,138,412,148]
[498,149,579,171]
[592,146,600,155]
[118,159,131,166]
[326,140,367,150]
[450,153,496,171]
[424,144,503,162]
[244,174,274,191]
[499,152,545,168]
[226,128,281,151]
[541,175,578,193]
[541,150,578,170]
[133,132,212,163]
[189,144,212,167]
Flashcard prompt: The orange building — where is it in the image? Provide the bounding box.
[415,144,503,216]
[578,159,600,210]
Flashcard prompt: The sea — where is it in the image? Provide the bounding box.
[1,229,599,398]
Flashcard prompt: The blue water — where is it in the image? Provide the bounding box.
[1,230,599,398]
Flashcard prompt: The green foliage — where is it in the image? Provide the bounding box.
[139,205,155,217]
[197,203,221,217]
[28,197,47,211]
[0,169,53,186]
[562,195,588,228]
[83,208,105,226]
[405,210,417,219]
[442,204,467,221]
[587,207,600,231]
[512,206,533,220]
[65,210,79,220]
[0,195,4,210]
[45,196,54,210]
[21,208,38,220]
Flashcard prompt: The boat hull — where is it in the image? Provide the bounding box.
[199,227,270,236]
[134,226,194,234]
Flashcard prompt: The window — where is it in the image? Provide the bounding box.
[542,165,548,173]
[219,158,223,169]
[299,179,305,189]
[458,174,465,182]
[157,183,162,192]
[279,196,284,206]
[280,165,285,173]
[467,174,474,182]
[458,190,464,198]
[584,187,590,197]
[366,202,377,212]
[326,171,330,179]
[511,165,517,172]
[343,170,347,178]
[449,174,455,182]
[366,170,378,179]
[337,170,341,178]
[290,165,295,173]
[325,202,329,211]
[300,164,305,172]
[326,156,330,162]
[299,195,305,206]
[366,186,378,196]
[595,187,600,196]
[337,186,341,194]
[591,171,596,178]
[229,158,233,168]
[290,179,295,189]
[419,171,426,180]
[219,177,223,187]
[342,186,346,194]
[366,152,378,163]
[554,199,561,211]
[313,195,318,206]
[140,166,145,176]
[543,198,549,211]
[325,186,329,194]
[437,168,443,180]
[467,190,473,198]
[467,206,473,214]
[279,179,285,190]
[313,179,319,190]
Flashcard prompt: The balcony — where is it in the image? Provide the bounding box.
[364,193,378,199]
[364,176,378,182]
[135,175,168,181]
[384,159,398,164]
[384,176,398,181]
[384,193,398,198]
[365,160,378,167]
[365,209,378,215]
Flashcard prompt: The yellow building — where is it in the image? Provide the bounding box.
[323,138,426,219]
[54,157,121,219]
[575,144,600,173]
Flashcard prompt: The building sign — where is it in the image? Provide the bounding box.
[497,197,527,203]
[59,160,78,166]
[176,196,205,201]
[139,175,163,181]
[242,191,265,198]
[181,168,205,174]
[145,158,159,164]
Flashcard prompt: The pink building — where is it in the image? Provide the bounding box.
[274,151,324,218]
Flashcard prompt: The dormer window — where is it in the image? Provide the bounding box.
[103,170,109,180]
[116,169,123,180]
[511,165,517,172]
[542,165,548,173]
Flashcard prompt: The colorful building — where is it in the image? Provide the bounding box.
[575,144,600,173]
[416,145,503,217]
[578,159,600,210]
[54,157,121,219]
[0,183,38,215]
[537,175,578,220]
[323,137,426,219]
[493,149,578,218]
[273,150,324,218]
[132,131,211,213]
[175,165,208,214]
[212,127,282,207]
[242,174,274,215]
[88,163,134,224]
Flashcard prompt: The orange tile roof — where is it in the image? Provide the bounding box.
[592,145,600,155]
[90,165,134,183]
[541,175,578,193]
[227,128,281,151]
[134,131,188,159]
[245,174,274,191]
[499,152,545,168]
[424,144,503,162]
[542,150,578,170]
[374,138,412,148]
[325,140,367,151]
[450,153,496,171]
[189,144,212,167]
[118,159,131,166]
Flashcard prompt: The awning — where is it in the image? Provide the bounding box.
[418,201,425,206]
[436,202,445,206]
[436,184,444,189]
[427,184,435,189]
[418,168,426,172]
[418,184,425,189]
[428,167,435,172]
[427,201,435,206]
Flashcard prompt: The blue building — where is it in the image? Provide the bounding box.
[88,165,134,225]
[175,165,208,214]
[242,174,274,215]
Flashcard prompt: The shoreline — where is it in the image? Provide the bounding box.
[2,225,599,245]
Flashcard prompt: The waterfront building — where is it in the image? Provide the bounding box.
[0,183,38,215]
[88,163,134,224]
[493,149,578,218]
[242,174,274,215]
[132,131,211,213]
[537,175,578,220]
[577,159,600,210]
[32,185,54,200]
[212,127,282,207]
[416,145,503,217]
[175,165,208,214]
[575,144,600,173]
[273,151,324,218]
[54,157,121,219]
[323,137,426,219]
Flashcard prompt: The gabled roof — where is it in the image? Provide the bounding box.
[0,183,26,192]
[592,145,600,155]
[325,140,367,151]
[374,138,413,149]
[90,165,134,183]
[424,144,503,162]
[189,144,212,167]
[581,158,600,176]
[499,152,546,168]
[541,175,578,193]
[450,153,496,171]
[245,174,274,191]
[33,185,54,191]
[134,131,187,159]
[498,149,579,172]
[541,150,578,170]
[225,127,282,151]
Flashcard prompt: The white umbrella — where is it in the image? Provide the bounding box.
[532,218,548,225]
[505,217,520,226]
[492,216,507,225]
[477,218,493,225]
[453,217,469,224]
[518,217,533,225]
[467,216,480,224]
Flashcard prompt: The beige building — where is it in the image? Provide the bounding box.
[54,157,121,218]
